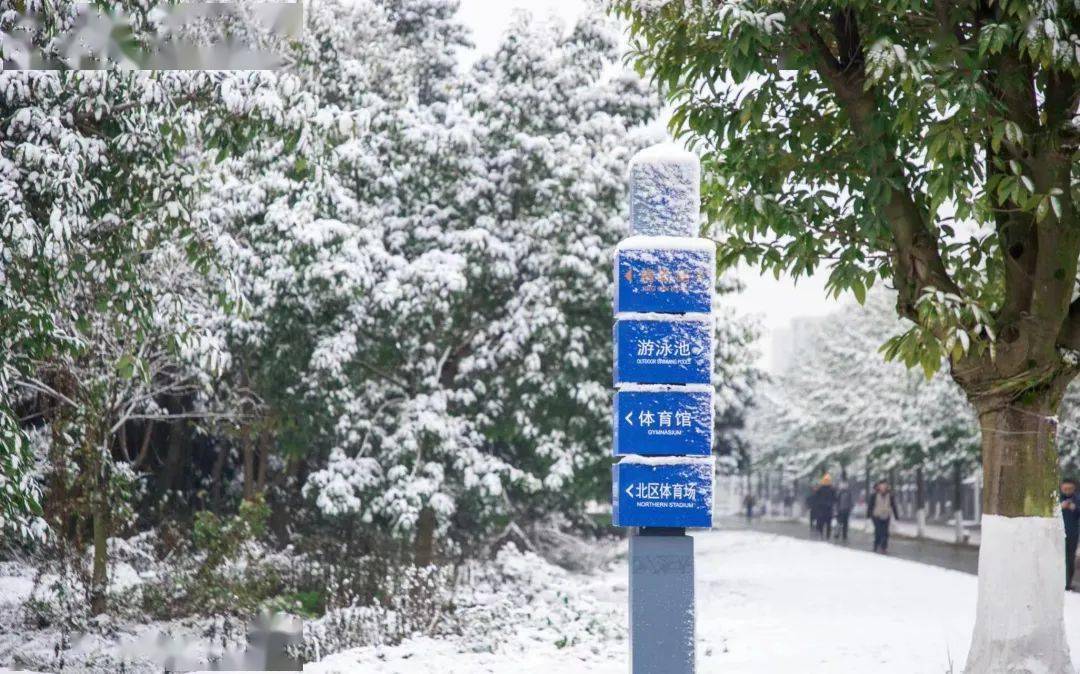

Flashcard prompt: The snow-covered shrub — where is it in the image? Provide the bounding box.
[452,544,624,652]
[137,503,285,620]
[297,542,623,663]
[296,563,453,662]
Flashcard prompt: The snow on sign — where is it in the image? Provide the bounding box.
[613,315,711,386]
[613,385,712,457]
[612,456,714,528]
[614,236,715,315]
[628,143,700,237]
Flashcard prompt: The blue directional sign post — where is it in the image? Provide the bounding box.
[613,457,714,527]
[614,316,712,385]
[613,386,712,457]
[613,143,715,674]
[615,238,715,314]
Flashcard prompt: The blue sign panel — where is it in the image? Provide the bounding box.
[614,317,711,385]
[614,387,712,457]
[612,458,714,528]
[615,244,713,314]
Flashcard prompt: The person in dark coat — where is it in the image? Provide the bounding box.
[1061,478,1080,590]
[868,480,900,553]
[811,474,836,540]
[834,481,854,542]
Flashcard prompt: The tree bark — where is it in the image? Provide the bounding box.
[953,461,965,543]
[256,428,270,495]
[89,477,109,616]
[132,422,153,469]
[242,431,255,502]
[414,506,437,567]
[978,406,1059,518]
[864,460,870,510]
[915,466,926,539]
[964,400,1070,673]
[209,442,228,502]
[160,419,187,497]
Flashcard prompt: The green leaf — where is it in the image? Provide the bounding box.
[116,354,137,380]
[851,279,866,305]
[1036,196,1050,223]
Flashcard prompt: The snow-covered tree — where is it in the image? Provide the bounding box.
[0,54,298,610]
[1,0,762,626]
[746,292,978,484]
[205,2,761,564]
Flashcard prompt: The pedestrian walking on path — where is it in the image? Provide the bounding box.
[868,480,900,553]
[1061,478,1080,590]
[811,474,836,540]
[834,480,853,542]
[743,493,756,523]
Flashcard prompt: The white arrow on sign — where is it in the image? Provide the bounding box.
[625,412,634,426]
[625,484,634,498]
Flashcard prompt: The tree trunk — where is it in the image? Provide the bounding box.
[915,466,926,539]
[209,442,228,502]
[160,419,187,497]
[964,402,1070,673]
[864,460,871,510]
[89,481,109,616]
[242,432,255,501]
[414,506,437,567]
[256,429,270,495]
[953,461,966,543]
[132,422,153,469]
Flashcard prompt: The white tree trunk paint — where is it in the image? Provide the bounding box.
[916,507,926,539]
[964,514,1075,674]
[955,509,966,544]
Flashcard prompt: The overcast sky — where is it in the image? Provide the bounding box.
[456,0,839,371]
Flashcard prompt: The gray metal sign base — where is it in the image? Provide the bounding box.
[629,527,695,673]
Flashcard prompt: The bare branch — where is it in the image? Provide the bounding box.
[15,377,78,409]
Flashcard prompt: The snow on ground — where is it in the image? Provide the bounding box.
[308,530,1080,673]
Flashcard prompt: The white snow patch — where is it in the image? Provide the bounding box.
[0,571,34,606]
[615,312,712,323]
[617,455,715,467]
[629,141,699,167]
[616,383,713,393]
[615,235,716,252]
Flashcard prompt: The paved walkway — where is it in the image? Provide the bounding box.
[851,515,982,546]
[718,516,980,575]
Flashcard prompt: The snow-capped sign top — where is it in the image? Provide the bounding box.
[628,142,701,237]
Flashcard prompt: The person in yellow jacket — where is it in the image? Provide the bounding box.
[810,474,836,540]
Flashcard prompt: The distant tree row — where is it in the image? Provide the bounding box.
[743,292,981,490]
